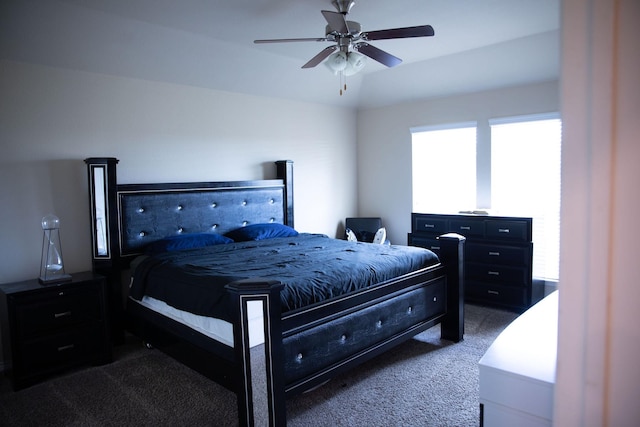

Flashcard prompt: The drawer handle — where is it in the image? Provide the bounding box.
[488,271,500,276]
[459,226,471,230]
[58,344,75,352]
[54,311,72,319]
[424,224,435,228]
[498,228,510,233]
[488,251,500,256]
[430,246,440,251]
[487,290,500,295]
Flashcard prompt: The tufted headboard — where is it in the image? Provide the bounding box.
[85,158,294,270]
[117,181,288,256]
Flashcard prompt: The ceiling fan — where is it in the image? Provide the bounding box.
[254,0,435,93]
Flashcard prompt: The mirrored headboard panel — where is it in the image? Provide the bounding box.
[85,158,119,268]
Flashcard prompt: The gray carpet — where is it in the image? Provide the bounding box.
[0,304,518,426]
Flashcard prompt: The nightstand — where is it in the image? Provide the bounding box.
[0,271,112,390]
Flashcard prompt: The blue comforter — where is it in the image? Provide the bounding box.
[130,233,439,321]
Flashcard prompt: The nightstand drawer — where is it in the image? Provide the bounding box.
[466,243,531,266]
[15,286,102,336]
[19,323,107,374]
[485,220,530,241]
[467,263,529,286]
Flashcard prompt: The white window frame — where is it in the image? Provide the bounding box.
[410,113,561,281]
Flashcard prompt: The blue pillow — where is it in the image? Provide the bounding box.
[225,223,298,242]
[144,232,233,255]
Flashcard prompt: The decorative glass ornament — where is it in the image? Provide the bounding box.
[39,214,72,284]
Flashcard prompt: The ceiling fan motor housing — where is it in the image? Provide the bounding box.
[332,0,355,15]
[325,21,361,37]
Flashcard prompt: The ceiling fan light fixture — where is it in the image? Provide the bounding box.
[325,51,348,73]
[344,51,366,76]
[325,50,366,76]
[325,50,365,96]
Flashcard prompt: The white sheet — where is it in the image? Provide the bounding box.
[135,296,265,348]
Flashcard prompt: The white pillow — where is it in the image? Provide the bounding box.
[372,227,387,245]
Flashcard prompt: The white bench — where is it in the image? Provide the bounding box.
[479,291,558,426]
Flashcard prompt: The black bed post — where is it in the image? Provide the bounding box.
[275,160,294,228]
[85,157,124,342]
[437,233,466,342]
[226,279,286,427]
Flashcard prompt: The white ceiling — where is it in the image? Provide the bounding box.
[1,0,560,109]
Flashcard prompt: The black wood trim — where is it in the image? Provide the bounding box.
[438,233,466,342]
[276,160,294,228]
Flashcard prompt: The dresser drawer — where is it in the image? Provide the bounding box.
[449,218,484,237]
[15,286,103,336]
[466,282,528,308]
[485,220,530,241]
[466,243,531,266]
[467,263,530,286]
[408,235,442,254]
[413,215,447,234]
[18,323,107,375]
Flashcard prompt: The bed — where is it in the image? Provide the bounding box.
[85,158,465,426]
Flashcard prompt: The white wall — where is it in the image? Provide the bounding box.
[0,60,358,286]
[356,81,559,244]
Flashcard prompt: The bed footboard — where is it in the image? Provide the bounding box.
[227,233,465,427]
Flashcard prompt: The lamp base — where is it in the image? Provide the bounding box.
[39,274,72,285]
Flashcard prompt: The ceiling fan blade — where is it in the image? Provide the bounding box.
[302,45,338,68]
[363,25,435,41]
[254,37,329,44]
[321,10,349,34]
[355,43,402,67]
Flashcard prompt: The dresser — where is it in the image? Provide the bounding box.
[0,271,112,390]
[409,213,542,311]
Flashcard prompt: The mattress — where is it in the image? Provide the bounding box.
[134,295,264,347]
[130,233,440,323]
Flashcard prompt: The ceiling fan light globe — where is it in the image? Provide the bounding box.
[325,51,348,72]
[344,51,366,75]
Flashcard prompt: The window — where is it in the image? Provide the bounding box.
[411,114,561,281]
[490,116,561,281]
[411,123,477,213]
